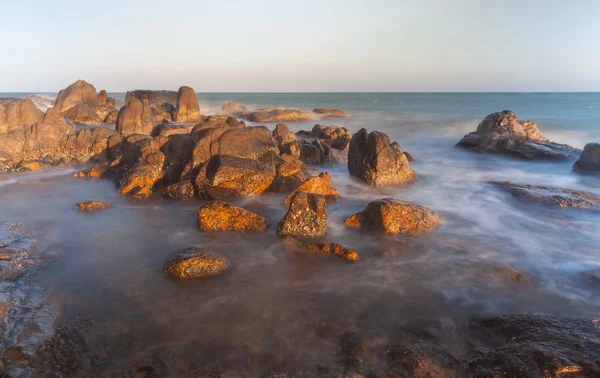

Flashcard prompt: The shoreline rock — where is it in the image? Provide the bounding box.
[277,192,327,237]
[573,142,600,173]
[163,248,229,280]
[313,108,347,118]
[197,201,267,232]
[490,181,600,209]
[283,172,340,205]
[74,201,111,212]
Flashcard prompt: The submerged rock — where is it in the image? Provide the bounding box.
[306,242,359,261]
[345,198,440,235]
[277,192,327,237]
[197,201,267,232]
[163,247,229,280]
[348,128,416,186]
[284,172,340,205]
[573,142,600,173]
[491,181,600,209]
[172,86,201,124]
[74,201,111,212]
[313,108,347,118]
[221,102,248,115]
[457,110,581,160]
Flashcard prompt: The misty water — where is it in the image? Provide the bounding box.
[1,93,600,375]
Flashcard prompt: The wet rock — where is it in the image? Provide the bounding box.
[116,99,154,137]
[457,110,581,160]
[163,248,229,280]
[17,161,43,171]
[277,192,327,237]
[162,180,195,199]
[54,80,98,113]
[486,267,531,286]
[348,129,416,186]
[313,108,347,118]
[241,108,313,123]
[491,181,600,209]
[285,139,334,165]
[172,86,201,124]
[272,124,296,147]
[284,239,358,261]
[573,142,600,173]
[345,198,440,235]
[311,124,352,150]
[221,102,247,115]
[74,201,111,212]
[270,155,307,192]
[284,172,340,205]
[118,164,161,199]
[125,90,178,108]
[197,201,267,232]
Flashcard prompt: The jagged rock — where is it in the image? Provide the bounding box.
[74,201,111,212]
[490,181,600,209]
[284,172,340,205]
[270,155,307,192]
[277,192,327,237]
[115,99,154,136]
[163,247,229,280]
[573,143,600,173]
[313,108,347,117]
[272,123,296,147]
[118,164,161,200]
[311,124,352,150]
[348,129,416,186]
[221,102,248,114]
[197,201,267,232]
[54,79,98,113]
[457,110,581,160]
[173,86,201,124]
[345,198,439,235]
[284,139,334,165]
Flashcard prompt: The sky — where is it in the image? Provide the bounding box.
[1,0,600,92]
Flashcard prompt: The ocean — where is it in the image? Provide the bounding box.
[1,92,599,375]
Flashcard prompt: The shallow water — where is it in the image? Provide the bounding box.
[1,93,600,375]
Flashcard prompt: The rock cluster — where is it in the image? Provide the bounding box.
[54,80,119,125]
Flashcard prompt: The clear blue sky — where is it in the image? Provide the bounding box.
[2,0,600,92]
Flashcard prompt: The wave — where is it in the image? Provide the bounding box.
[28,94,55,112]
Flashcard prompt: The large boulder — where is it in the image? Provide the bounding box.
[54,79,98,113]
[115,99,154,136]
[313,108,347,118]
[173,86,201,123]
[284,172,340,205]
[457,110,581,160]
[573,143,600,173]
[163,247,229,280]
[348,129,416,186]
[125,90,178,107]
[221,102,248,115]
[197,201,267,232]
[276,191,327,237]
[344,198,440,235]
[1,98,44,131]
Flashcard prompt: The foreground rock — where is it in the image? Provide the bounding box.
[491,181,600,209]
[277,192,327,237]
[172,86,201,124]
[197,201,267,232]
[458,110,581,160]
[348,128,416,186]
[345,198,440,235]
[284,172,340,205]
[74,201,111,212]
[163,247,229,280]
[573,142,600,173]
[313,108,347,118]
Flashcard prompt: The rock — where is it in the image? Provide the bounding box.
[490,181,600,209]
[17,161,43,171]
[163,247,229,280]
[115,99,154,136]
[74,201,111,212]
[270,154,307,192]
[1,98,44,130]
[151,103,176,123]
[348,129,416,186]
[118,164,161,200]
[276,192,327,237]
[487,267,531,286]
[272,124,296,147]
[173,86,201,124]
[125,90,178,108]
[284,172,340,205]
[54,80,98,113]
[242,108,313,123]
[97,90,107,106]
[61,103,105,125]
[283,239,359,261]
[311,124,352,150]
[344,198,439,235]
[313,108,347,118]
[221,102,248,114]
[283,139,334,165]
[457,110,581,160]
[197,201,267,232]
[573,142,600,173]
[162,180,195,199]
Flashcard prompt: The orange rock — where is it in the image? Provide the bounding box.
[306,243,359,261]
[163,247,229,280]
[284,172,340,205]
[72,170,86,178]
[74,201,111,212]
[197,201,267,232]
[277,192,327,237]
[345,198,439,235]
[118,164,161,197]
[18,161,43,171]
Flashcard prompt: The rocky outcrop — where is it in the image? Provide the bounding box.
[491,181,600,209]
[197,201,267,232]
[313,108,347,118]
[163,247,229,280]
[241,108,313,123]
[311,124,352,150]
[221,102,247,114]
[172,86,201,124]
[345,198,440,235]
[74,201,111,212]
[54,80,98,113]
[98,90,108,106]
[125,90,178,107]
[573,142,600,173]
[277,192,327,237]
[117,163,161,201]
[272,123,296,147]
[61,103,117,125]
[0,98,44,132]
[284,172,340,205]
[348,129,416,186]
[115,99,154,136]
[270,154,307,192]
[458,110,581,160]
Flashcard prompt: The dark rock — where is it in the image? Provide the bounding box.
[490,181,600,209]
[74,201,111,212]
[277,192,327,237]
[313,108,347,118]
[125,90,178,108]
[573,142,600,173]
[161,180,195,199]
[311,124,352,150]
[272,123,296,147]
[163,247,229,280]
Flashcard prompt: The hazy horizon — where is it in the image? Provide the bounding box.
[2,0,600,92]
